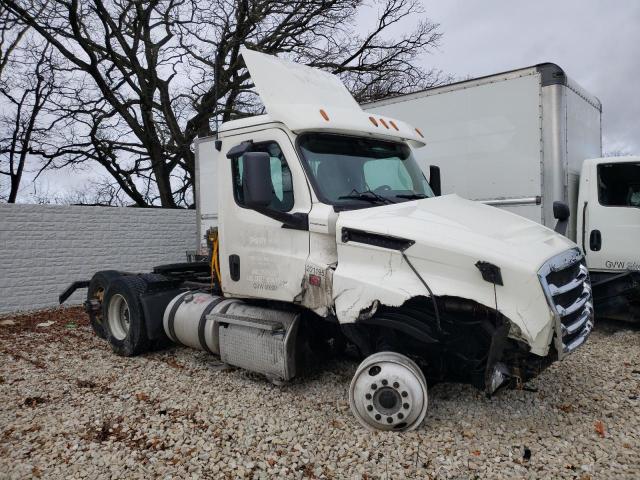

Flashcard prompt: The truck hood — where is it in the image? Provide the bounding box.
[336,194,574,272]
[332,194,578,356]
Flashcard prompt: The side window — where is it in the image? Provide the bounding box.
[231,141,294,212]
[598,163,640,207]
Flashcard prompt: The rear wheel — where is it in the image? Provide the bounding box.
[86,270,122,339]
[103,276,150,356]
[349,351,428,432]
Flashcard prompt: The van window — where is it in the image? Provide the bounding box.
[597,162,640,207]
[231,142,294,212]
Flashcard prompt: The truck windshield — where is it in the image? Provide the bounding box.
[298,133,433,208]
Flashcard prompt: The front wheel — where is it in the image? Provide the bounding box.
[102,276,150,356]
[349,351,428,432]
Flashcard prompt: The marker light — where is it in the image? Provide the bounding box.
[389,120,399,131]
[320,109,330,121]
[369,116,379,127]
[415,128,424,138]
[379,118,389,129]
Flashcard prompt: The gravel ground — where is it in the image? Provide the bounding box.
[0,307,639,479]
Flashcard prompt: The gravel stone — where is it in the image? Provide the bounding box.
[0,307,639,479]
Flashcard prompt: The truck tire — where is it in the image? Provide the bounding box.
[86,270,122,339]
[102,276,150,357]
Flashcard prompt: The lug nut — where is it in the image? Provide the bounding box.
[367,405,373,412]
[401,391,408,398]
[403,403,410,409]
[381,379,388,386]
[375,414,381,421]
[371,383,377,390]
[365,393,372,400]
[386,417,393,424]
[397,412,404,420]
[393,382,399,388]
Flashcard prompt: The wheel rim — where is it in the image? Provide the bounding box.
[349,351,428,432]
[107,294,130,341]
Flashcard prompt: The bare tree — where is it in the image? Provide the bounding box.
[2,0,446,207]
[0,5,56,203]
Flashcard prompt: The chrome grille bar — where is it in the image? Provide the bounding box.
[556,289,590,317]
[561,305,593,336]
[547,265,589,296]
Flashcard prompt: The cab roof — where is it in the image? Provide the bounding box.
[217,48,426,147]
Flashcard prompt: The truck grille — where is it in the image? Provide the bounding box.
[538,248,594,356]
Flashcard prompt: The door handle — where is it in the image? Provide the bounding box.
[589,230,602,251]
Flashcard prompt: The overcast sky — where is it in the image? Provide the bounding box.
[418,0,640,154]
[17,0,640,201]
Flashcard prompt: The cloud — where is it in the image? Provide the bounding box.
[421,0,640,154]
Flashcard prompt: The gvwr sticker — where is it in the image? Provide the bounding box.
[605,260,640,270]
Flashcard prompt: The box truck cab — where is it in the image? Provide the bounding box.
[577,156,640,320]
[365,65,639,322]
[63,50,594,432]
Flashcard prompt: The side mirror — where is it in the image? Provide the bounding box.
[553,201,570,221]
[429,165,441,196]
[553,200,570,235]
[242,152,272,208]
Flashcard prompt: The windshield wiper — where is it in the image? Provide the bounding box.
[395,193,429,200]
[338,189,394,204]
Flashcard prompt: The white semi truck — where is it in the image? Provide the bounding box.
[364,65,639,322]
[61,49,594,432]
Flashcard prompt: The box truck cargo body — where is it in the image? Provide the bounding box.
[365,64,602,239]
[364,64,639,321]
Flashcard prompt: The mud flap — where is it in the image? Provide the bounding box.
[483,319,511,395]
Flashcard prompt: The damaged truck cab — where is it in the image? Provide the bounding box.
[67,48,594,432]
[196,49,594,429]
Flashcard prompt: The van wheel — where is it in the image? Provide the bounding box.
[86,270,122,339]
[103,276,149,356]
[349,351,428,432]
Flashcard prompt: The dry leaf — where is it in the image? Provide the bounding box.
[594,420,606,438]
[135,392,149,402]
[165,358,184,370]
[471,450,481,456]
[558,404,574,413]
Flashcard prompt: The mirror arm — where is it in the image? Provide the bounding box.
[254,207,309,231]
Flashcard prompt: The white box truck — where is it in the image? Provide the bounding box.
[61,51,594,432]
[364,64,639,322]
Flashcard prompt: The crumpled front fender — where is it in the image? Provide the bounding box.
[332,241,556,357]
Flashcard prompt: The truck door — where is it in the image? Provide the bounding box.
[578,159,640,272]
[218,128,312,301]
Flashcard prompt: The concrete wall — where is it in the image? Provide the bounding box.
[0,204,197,314]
